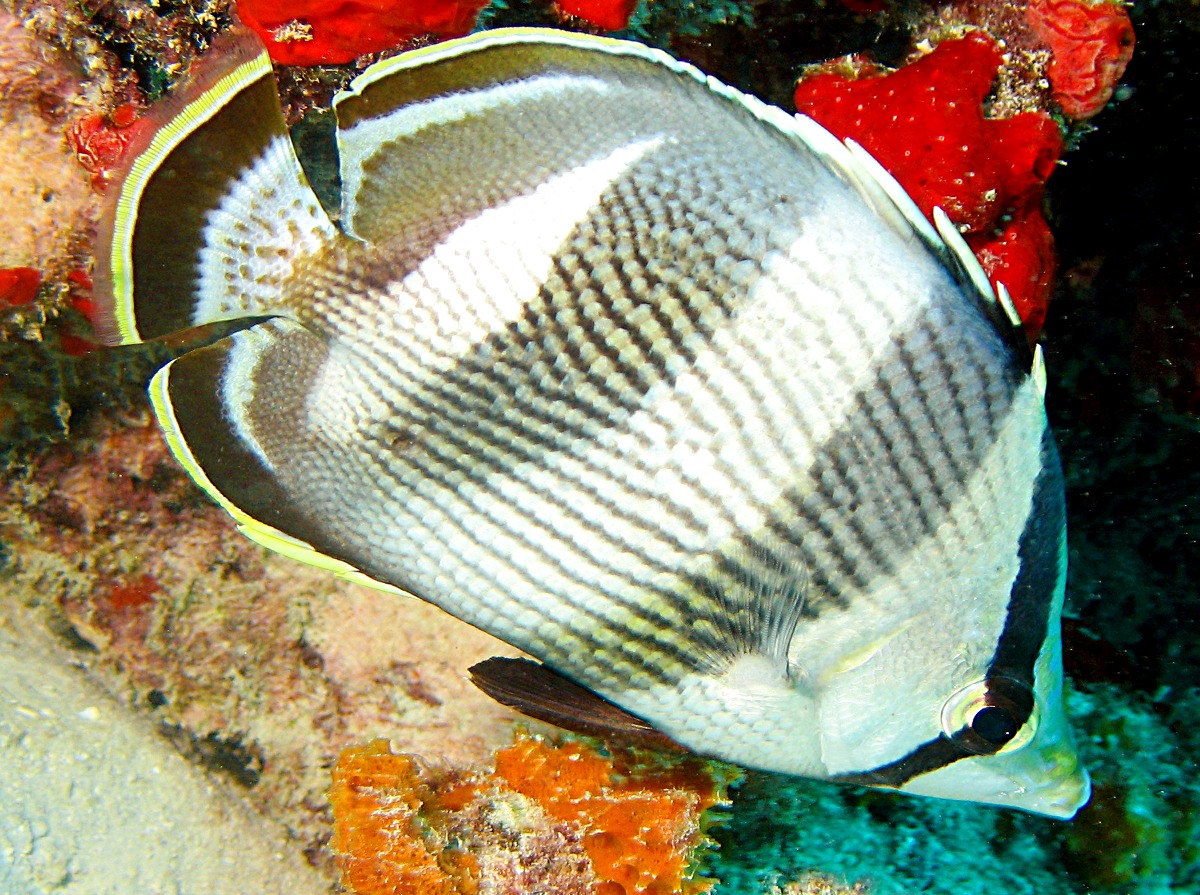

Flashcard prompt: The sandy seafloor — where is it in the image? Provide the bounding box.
[1,0,1198,893]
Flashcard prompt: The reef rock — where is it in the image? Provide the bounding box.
[0,611,328,895]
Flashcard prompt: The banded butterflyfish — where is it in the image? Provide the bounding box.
[94,25,1090,817]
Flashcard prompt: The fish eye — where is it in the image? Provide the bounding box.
[941,677,1038,755]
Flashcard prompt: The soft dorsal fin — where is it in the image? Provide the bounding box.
[327,27,908,246]
[329,26,1036,372]
[331,28,702,244]
[470,656,686,753]
[94,26,334,345]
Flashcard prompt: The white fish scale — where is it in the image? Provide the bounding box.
[296,407,638,671]
[360,411,701,653]
[217,64,1023,700]
[357,440,614,663]
[305,140,669,445]
[756,345,970,602]
[389,220,934,684]
[294,206,728,671]
[620,385,1045,776]
[286,140,967,693]
[903,325,980,493]
[347,143,666,383]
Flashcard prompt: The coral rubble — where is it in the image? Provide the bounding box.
[0,415,522,878]
[0,7,93,334]
[330,732,738,895]
[0,600,330,894]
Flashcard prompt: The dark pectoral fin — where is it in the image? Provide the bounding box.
[469,657,685,753]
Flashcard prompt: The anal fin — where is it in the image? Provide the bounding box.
[470,657,685,753]
[151,317,404,596]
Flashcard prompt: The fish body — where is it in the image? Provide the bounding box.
[96,26,1089,817]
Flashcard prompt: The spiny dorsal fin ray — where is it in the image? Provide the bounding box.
[794,119,1034,366]
[149,317,406,596]
[788,112,1038,371]
[931,207,1034,364]
[1032,343,1048,398]
[470,657,686,752]
[94,26,335,345]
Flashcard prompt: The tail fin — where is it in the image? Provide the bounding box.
[93,26,336,345]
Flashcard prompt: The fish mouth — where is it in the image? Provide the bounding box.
[997,694,1092,818]
[997,747,1091,818]
[1037,765,1092,819]
[895,727,1091,818]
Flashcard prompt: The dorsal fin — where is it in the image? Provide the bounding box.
[325,28,902,246]
[789,113,1034,368]
[94,26,335,345]
[470,657,686,752]
[327,25,1037,370]
[331,28,704,243]
[1032,343,1048,399]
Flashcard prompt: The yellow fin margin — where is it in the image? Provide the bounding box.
[148,362,407,597]
[106,50,272,345]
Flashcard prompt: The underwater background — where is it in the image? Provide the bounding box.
[0,1,1196,893]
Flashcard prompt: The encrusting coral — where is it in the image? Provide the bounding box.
[794,31,1063,340]
[329,733,739,895]
[787,0,1134,343]
[1025,0,1135,120]
[556,0,639,32]
[236,0,493,65]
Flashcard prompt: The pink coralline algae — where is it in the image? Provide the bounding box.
[794,32,1064,340]
[67,103,147,191]
[236,0,492,65]
[557,0,639,31]
[1027,0,1136,119]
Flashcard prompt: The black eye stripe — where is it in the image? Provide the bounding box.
[835,430,1061,789]
[833,736,967,788]
[836,678,1034,788]
[987,430,1065,682]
